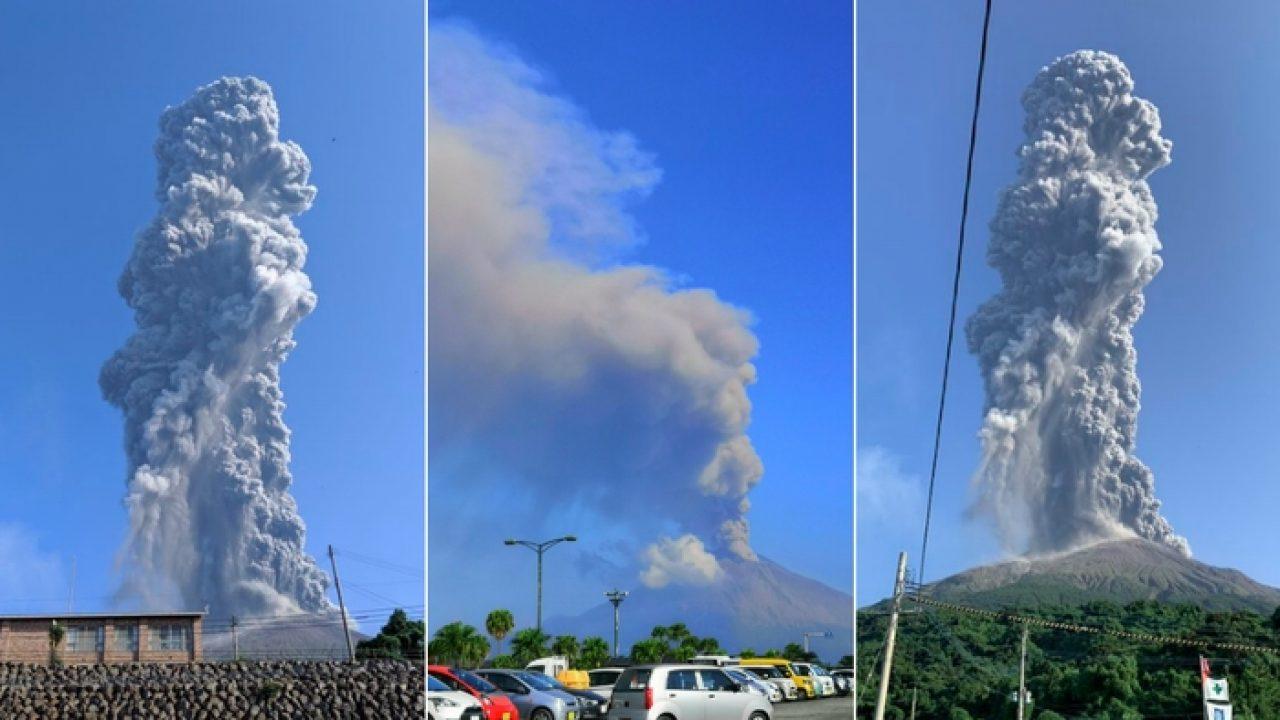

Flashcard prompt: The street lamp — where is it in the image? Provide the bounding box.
[604,589,629,657]
[802,631,833,656]
[504,535,577,632]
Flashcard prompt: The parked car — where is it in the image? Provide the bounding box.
[792,663,836,697]
[724,667,782,703]
[740,658,813,699]
[824,667,852,696]
[430,674,486,720]
[527,655,590,690]
[588,667,627,703]
[739,665,798,701]
[476,669,584,720]
[605,664,771,720]
[429,665,521,720]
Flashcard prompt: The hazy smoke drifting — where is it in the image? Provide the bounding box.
[966,51,1189,557]
[429,26,763,585]
[101,77,331,617]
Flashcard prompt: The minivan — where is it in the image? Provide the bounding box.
[606,664,771,720]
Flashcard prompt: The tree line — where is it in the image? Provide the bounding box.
[858,599,1280,719]
[427,609,852,669]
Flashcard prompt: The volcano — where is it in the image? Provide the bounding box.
[909,539,1280,614]
[545,555,852,656]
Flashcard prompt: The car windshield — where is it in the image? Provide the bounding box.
[746,666,780,679]
[454,669,498,694]
[521,672,559,691]
[589,670,620,686]
[428,676,449,692]
[813,666,830,676]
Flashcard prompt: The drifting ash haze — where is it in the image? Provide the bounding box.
[101,77,330,618]
[429,26,763,586]
[967,50,1189,558]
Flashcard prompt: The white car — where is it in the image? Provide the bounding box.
[429,674,485,720]
[791,663,835,697]
[606,664,771,720]
[739,665,797,701]
[725,667,782,703]
[589,667,627,703]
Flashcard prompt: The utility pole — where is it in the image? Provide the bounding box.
[802,631,833,656]
[328,544,356,663]
[231,616,240,661]
[1017,624,1028,720]
[504,536,577,632]
[873,551,908,720]
[909,688,918,720]
[605,589,628,656]
[67,557,76,613]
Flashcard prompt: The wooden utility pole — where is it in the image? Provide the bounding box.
[873,551,908,720]
[909,687,918,720]
[1017,625,1028,720]
[328,544,356,663]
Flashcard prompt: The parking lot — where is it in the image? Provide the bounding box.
[773,697,853,719]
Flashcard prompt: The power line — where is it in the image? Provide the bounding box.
[918,0,994,589]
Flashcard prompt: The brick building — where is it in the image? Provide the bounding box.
[0,611,205,664]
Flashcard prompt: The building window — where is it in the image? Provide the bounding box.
[113,624,139,652]
[148,623,189,652]
[66,625,103,653]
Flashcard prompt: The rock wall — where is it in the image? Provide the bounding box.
[0,660,424,719]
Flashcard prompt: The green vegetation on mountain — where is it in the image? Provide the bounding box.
[857,600,1280,719]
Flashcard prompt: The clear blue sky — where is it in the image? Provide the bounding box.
[428,0,852,631]
[859,0,1280,603]
[0,2,422,623]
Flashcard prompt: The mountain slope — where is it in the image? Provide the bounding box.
[913,538,1280,614]
[546,555,852,654]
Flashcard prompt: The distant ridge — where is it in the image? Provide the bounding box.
[903,538,1280,615]
[546,555,852,655]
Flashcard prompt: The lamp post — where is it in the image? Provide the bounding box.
[605,589,629,656]
[504,535,577,632]
[802,630,833,656]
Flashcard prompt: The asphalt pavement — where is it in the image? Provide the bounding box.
[773,697,854,718]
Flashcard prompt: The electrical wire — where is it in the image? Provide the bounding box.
[917,0,994,590]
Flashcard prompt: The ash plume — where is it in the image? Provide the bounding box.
[429,26,763,585]
[966,51,1189,557]
[101,77,331,617]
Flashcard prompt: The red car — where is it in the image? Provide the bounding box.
[429,665,521,720]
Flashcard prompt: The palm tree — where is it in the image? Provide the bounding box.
[551,635,580,665]
[581,636,609,669]
[630,638,667,664]
[485,609,515,657]
[431,622,488,667]
[510,627,550,665]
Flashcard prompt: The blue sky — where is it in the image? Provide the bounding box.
[859,0,1280,602]
[428,1,852,634]
[0,3,422,623]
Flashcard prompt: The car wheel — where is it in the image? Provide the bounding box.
[749,713,769,720]
[532,709,554,720]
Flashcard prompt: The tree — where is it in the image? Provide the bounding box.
[740,648,758,659]
[631,638,668,663]
[48,621,64,667]
[510,628,550,665]
[358,609,426,660]
[580,636,610,669]
[763,648,782,658]
[836,654,853,669]
[428,621,489,667]
[782,643,816,662]
[486,609,516,657]
[551,635,580,665]
[490,654,521,669]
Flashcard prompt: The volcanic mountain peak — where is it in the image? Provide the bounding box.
[915,538,1280,614]
[547,555,852,654]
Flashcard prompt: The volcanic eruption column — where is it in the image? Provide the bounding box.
[101,77,331,617]
[966,51,1189,557]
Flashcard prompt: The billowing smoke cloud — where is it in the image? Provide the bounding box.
[101,77,331,617]
[640,535,725,589]
[966,50,1189,557]
[429,25,763,585]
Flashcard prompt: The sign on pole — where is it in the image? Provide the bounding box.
[1203,676,1232,720]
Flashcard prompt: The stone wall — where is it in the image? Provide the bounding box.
[0,659,424,719]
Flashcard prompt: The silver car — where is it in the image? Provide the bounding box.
[606,664,771,720]
[739,665,797,701]
[477,669,584,720]
[724,667,782,703]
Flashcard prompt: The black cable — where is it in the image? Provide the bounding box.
[918,0,994,590]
